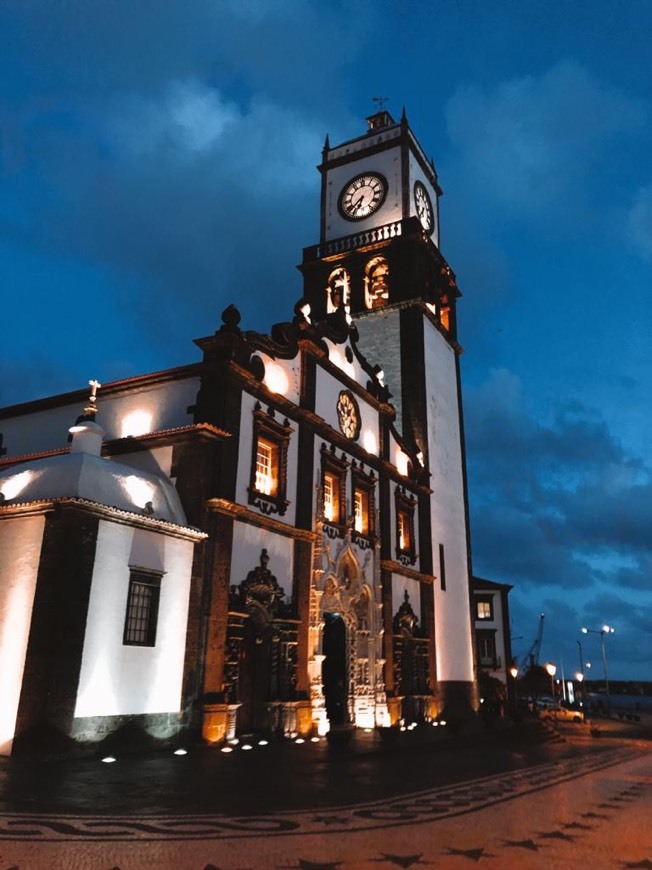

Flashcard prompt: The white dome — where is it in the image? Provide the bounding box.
[0,448,189,526]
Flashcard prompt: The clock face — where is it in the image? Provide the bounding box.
[339,173,387,221]
[414,181,434,233]
[336,390,361,440]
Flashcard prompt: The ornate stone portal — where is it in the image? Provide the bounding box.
[392,589,431,723]
[308,509,390,734]
[226,550,300,737]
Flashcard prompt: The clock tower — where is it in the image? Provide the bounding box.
[300,109,477,719]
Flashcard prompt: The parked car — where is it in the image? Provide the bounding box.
[539,703,585,723]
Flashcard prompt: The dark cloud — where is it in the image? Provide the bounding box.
[445,61,648,223]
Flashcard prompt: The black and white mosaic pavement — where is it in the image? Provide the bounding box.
[0,745,641,844]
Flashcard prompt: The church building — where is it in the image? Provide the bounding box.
[0,109,483,755]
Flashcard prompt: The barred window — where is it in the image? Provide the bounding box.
[123,570,162,647]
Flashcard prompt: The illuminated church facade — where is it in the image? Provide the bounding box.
[0,110,489,755]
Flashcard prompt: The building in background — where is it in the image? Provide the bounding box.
[472,576,514,688]
[0,110,505,754]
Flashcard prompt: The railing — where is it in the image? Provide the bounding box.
[312,221,403,259]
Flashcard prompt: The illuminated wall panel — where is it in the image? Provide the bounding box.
[0,515,45,755]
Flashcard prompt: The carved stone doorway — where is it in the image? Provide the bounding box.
[322,612,348,726]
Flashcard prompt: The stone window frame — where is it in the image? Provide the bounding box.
[248,404,292,517]
[123,568,163,647]
[395,486,417,566]
[351,461,376,548]
[320,443,349,538]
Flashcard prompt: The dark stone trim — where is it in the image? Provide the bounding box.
[351,460,376,543]
[293,538,313,698]
[14,507,99,744]
[206,499,317,543]
[201,511,235,705]
[439,543,447,592]
[394,486,417,566]
[0,364,202,420]
[454,351,476,665]
[320,443,349,535]
[380,565,395,697]
[399,306,428,462]
[400,120,410,220]
[437,680,477,722]
[247,405,293,517]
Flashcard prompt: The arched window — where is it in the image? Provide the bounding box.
[364,257,389,309]
[326,267,351,314]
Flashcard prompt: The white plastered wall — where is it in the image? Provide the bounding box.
[0,377,199,459]
[391,574,422,626]
[258,353,301,407]
[354,311,403,429]
[324,139,402,242]
[230,522,294,600]
[0,515,45,754]
[74,521,194,719]
[424,323,474,684]
[236,392,298,527]
[314,365,379,458]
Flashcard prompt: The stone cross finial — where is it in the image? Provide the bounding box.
[84,378,102,419]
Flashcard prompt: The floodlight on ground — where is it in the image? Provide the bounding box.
[101,756,116,763]
[173,748,187,756]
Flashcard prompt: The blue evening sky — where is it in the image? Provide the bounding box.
[1,1,650,679]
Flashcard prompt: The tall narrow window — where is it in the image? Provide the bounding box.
[320,444,348,536]
[123,570,162,647]
[395,487,417,565]
[248,404,293,516]
[323,471,339,522]
[255,437,278,496]
[397,509,410,551]
[351,463,375,547]
[354,488,368,534]
[476,630,497,668]
[439,543,447,591]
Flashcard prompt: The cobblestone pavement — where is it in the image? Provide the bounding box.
[0,725,650,868]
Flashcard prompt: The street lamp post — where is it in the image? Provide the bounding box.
[544,662,557,701]
[576,639,584,677]
[576,639,586,706]
[581,625,615,716]
[509,665,519,716]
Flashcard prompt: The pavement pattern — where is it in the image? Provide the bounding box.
[0,728,650,868]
